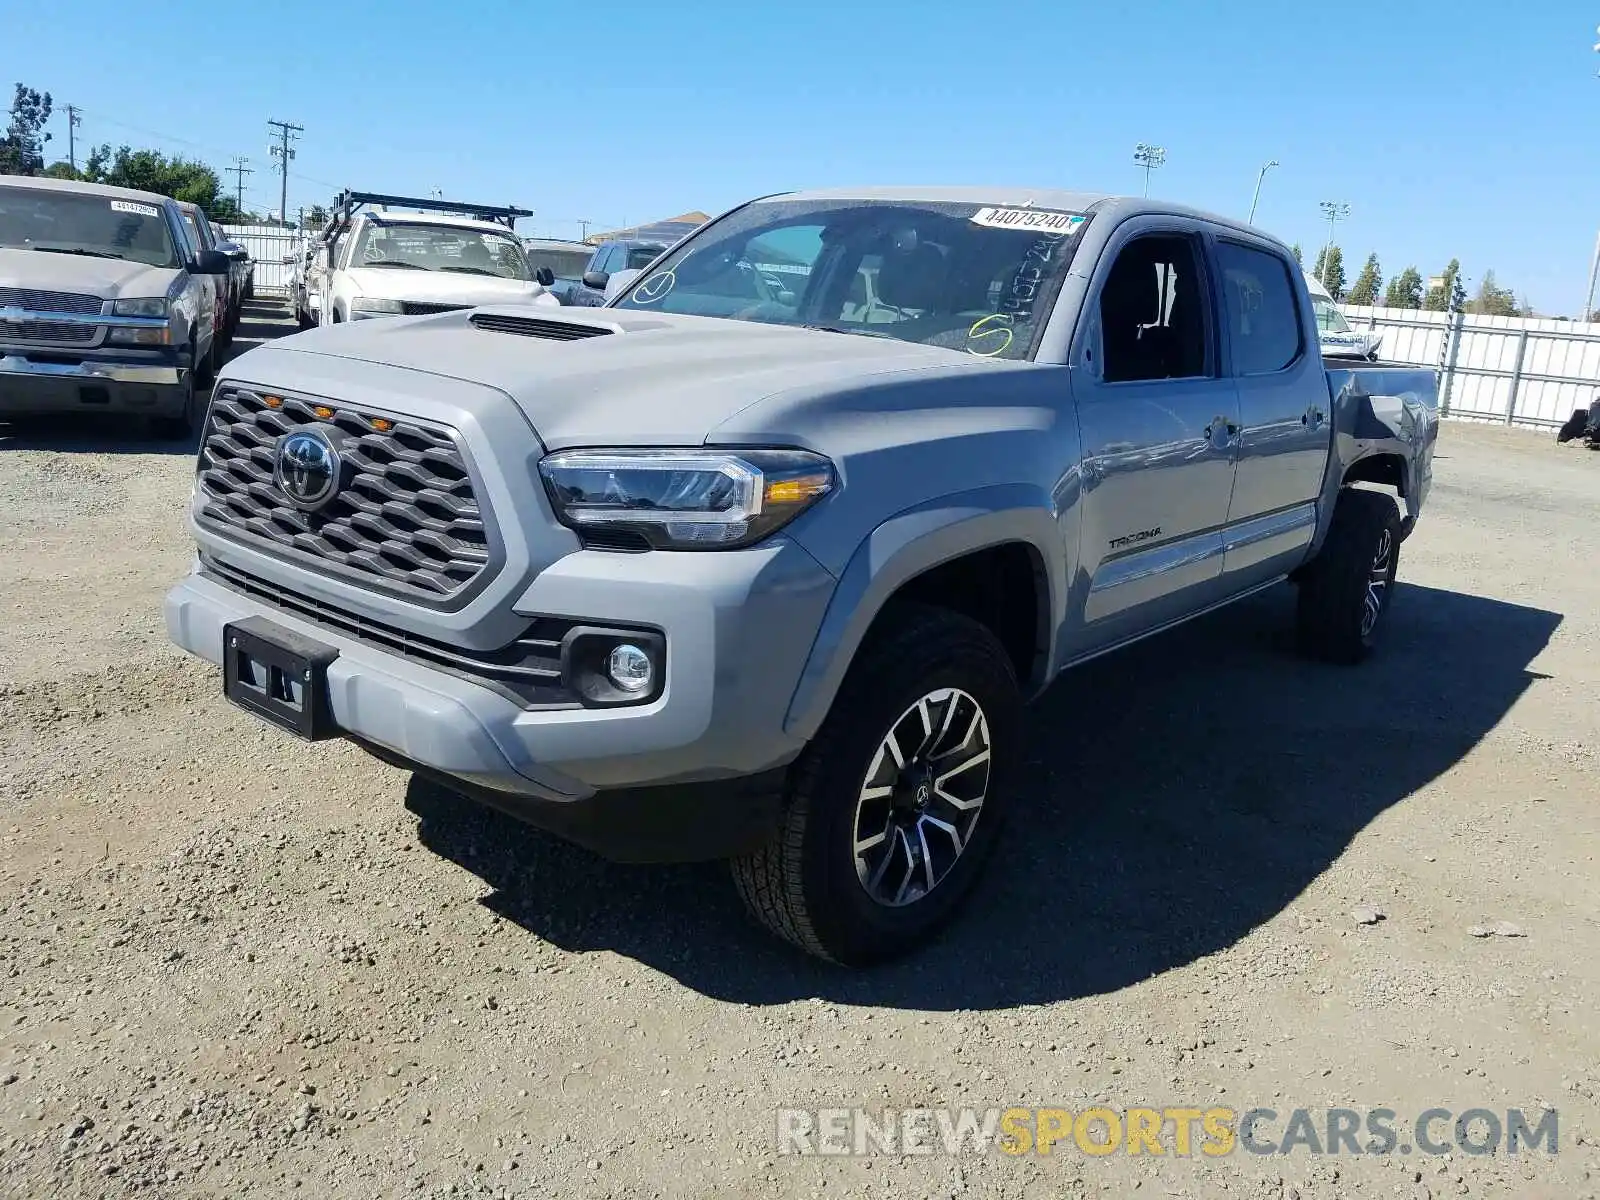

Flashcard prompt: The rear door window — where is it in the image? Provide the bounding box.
[1215,241,1303,376]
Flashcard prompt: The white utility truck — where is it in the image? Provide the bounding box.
[312,191,558,325]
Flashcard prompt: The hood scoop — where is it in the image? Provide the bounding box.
[469,312,618,341]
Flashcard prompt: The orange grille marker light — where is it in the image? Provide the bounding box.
[371,418,392,432]
[263,395,283,409]
[313,405,335,420]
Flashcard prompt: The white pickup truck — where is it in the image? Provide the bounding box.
[312,192,559,325]
[1307,272,1383,361]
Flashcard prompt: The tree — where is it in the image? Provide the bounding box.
[0,83,53,176]
[42,160,80,180]
[209,196,259,225]
[306,204,328,230]
[1423,258,1464,312]
[81,144,222,211]
[1289,243,1303,267]
[1311,244,1347,300]
[1347,253,1382,306]
[1466,270,1519,317]
[1383,266,1423,309]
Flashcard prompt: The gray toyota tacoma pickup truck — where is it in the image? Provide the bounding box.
[165,187,1438,964]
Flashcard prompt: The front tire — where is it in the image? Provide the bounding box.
[149,365,201,443]
[1295,488,1401,664]
[731,604,1022,965]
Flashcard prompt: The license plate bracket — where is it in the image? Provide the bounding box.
[222,616,340,741]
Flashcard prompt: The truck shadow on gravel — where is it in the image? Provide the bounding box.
[408,581,1560,1010]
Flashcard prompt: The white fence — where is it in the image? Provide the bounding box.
[222,223,307,297]
[1340,303,1600,428]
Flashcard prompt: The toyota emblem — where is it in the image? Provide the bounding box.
[274,429,341,511]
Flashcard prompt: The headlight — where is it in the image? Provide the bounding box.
[350,297,403,315]
[107,326,172,345]
[539,448,835,550]
[112,297,168,317]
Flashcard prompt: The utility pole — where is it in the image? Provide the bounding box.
[578,219,592,241]
[1247,159,1279,224]
[267,119,302,227]
[227,157,253,216]
[1133,143,1166,198]
[65,105,81,173]
[1317,200,1350,291]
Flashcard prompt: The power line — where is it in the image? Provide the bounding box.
[267,119,303,226]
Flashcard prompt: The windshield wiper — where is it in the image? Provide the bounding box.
[439,266,501,277]
[363,261,428,270]
[802,323,897,340]
[27,246,126,260]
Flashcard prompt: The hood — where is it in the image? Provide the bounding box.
[0,248,180,302]
[341,267,547,307]
[233,307,1004,448]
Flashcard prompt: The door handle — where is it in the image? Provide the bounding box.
[1204,417,1240,445]
[1302,406,1325,428]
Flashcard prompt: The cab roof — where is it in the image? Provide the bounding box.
[355,209,521,236]
[758,186,1286,249]
[0,173,174,208]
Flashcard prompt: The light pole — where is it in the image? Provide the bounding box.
[1318,200,1350,290]
[1582,229,1600,324]
[1133,143,1166,198]
[1247,159,1279,224]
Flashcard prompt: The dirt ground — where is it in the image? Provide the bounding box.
[1,307,1597,1199]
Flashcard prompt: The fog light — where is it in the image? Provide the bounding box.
[606,643,653,693]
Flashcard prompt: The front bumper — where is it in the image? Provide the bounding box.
[0,352,187,415]
[164,537,837,860]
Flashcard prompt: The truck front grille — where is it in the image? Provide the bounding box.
[399,301,469,316]
[0,319,98,344]
[0,287,103,314]
[196,386,494,604]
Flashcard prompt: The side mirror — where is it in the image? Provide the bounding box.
[603,268,642,302]
[192,249,231,275]
[534,265,555,287]
[582,270,610,291]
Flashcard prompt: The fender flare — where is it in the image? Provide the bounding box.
[782,484,1064,742]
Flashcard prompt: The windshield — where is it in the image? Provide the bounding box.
[0,186,180,267]
[1311,294,1350,335]
[611,198,1091,360]
[350,220,532,279]
[625,245,665,270]
[524,246,591,281]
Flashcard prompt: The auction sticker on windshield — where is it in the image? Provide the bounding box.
[970,207,1086,234]
[110,201,161,218]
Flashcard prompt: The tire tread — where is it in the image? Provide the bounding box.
[1296,488,1400,664]
[731,603,1015,964]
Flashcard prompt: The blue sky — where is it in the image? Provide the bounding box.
[12,0,1600,312]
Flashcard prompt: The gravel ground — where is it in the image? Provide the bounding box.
[1,308,1598,1199]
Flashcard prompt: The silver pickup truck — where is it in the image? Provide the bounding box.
[1,175,232,438]
[165,187,1438,964]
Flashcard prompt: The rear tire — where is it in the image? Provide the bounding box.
[1295,488,1401,665]
[731,604,1022,965]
